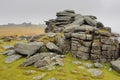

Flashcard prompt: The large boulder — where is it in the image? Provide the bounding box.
[46,42,62,54]
[14,42,44,57]
[96,22,104,28]
[111,59,120,73]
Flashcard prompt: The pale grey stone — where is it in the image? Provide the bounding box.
[111,60,120,73]
[94,63,103,68]
[32,73,47,80]
[24,70,37,75]
[87,69,103,77]
[71,61,82,65]
[2,45,14,50]
[83,63,93,68]
[14,42,44,57]
[47,33,56,38]
[47,77,57,80]
[5,54,22,63]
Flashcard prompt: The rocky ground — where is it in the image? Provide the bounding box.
[0,34,120,80]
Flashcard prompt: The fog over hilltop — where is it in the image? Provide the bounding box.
[0,0,120,33]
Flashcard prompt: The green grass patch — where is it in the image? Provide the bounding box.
[0,40,120,80]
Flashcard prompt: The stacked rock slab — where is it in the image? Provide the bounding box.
[45,10,120,62]
[91,29,119,62]
[101,32,119,62]
[70,25,97,60]
[45,10,75,33]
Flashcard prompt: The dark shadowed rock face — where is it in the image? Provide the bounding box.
[56,36,71,53]
[14,42,44,57]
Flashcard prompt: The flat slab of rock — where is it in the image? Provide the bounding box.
[83,63,93,68]
[94,63,103,68]
[24,70,37,75]
[111,60,120,73]
[14,42,44,57]
[0,52,4,54]
[84,16,97,26]
[47,33,56,38]
[87,69,103,77]
[20,54,42,67]
[5,54,22,63]
[64,25,80,33]
[46,42,62,54]
[32,73,47,80]
[3,50,16,56]
[71,61,82,65]
[47,77,56,80]
[2,45,14,50]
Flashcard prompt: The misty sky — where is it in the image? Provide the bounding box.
[0,0,120,33]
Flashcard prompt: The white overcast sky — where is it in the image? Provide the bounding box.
[0,0,120,33]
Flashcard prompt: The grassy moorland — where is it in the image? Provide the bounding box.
[0,26,120,80]
[0,25,45,36]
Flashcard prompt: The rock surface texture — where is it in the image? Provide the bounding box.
[111,59,120,73]
[20,52,64,70]
[14,42,44,57]
[45,10,120,62]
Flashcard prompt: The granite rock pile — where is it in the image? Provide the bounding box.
[45,10,120,62]
[45,10,75,33]
[1,41,64,70]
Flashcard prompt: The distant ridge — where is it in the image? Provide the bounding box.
[0,22,47,28]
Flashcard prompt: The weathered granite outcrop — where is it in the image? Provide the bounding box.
[45,10,120,62]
